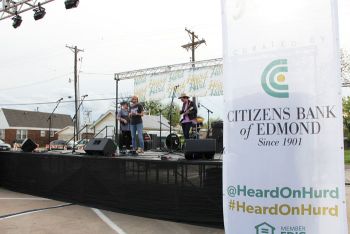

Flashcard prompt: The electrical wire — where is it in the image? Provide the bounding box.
[0,72,72,91]
[0,97,118,106]
[80,72,114,76]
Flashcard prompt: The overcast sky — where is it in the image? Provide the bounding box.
[0,0,349,123]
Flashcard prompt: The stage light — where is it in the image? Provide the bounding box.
[64,0,79,9]
[33,3,46,21]
[12,13,22,29]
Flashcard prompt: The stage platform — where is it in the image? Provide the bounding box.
[0,150,223,227]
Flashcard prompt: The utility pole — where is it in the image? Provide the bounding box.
[181,28,206,67]
[66,45,84,144]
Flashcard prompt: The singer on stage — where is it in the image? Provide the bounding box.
[129,96,145,154]
[179,93,197,139]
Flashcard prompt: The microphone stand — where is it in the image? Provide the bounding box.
[47,98,63,151]
[198,103,213,138]
[157,108,171,151]
[72,95,88,153]
[159,108,163,151]
[168,85,178,153]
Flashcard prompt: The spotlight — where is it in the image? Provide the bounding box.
[12,13,22,29]
[33,3,46,21]
[64,0,79,9]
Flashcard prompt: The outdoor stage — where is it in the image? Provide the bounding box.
[0,151,223,227]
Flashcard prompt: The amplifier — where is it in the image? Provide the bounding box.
[84,138,116,156]
[184,139,216,160]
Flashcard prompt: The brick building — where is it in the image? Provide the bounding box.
[0,108,73,147]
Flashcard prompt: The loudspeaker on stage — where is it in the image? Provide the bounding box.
[184,139,216,160]
[21,138,37,152]
[84,138,116,156]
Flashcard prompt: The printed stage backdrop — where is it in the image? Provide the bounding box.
[134,64,223,101]
[221,0,348,233]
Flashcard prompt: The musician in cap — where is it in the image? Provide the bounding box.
[179,93,197,139]
[117,101,131,153]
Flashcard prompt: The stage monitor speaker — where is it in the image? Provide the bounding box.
[211,121,223,153]
[21,138,37,152]
[84,138,116,156]
[184,139,216,160]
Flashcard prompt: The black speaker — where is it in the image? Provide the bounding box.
[21,138,37,152]
[184,139,216,160]
[211,121,223,153]
[84,138,117,156]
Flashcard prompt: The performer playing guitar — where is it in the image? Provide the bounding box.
[179,93,197,139]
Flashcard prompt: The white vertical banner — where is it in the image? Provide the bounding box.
[222,0,348,233]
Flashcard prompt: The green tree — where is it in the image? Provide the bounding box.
[143,100,162,115]
[163,103,181,127]
[343,97,350,139]
[142,100,180,127]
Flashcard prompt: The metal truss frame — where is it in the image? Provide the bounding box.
[114,57,349,87]
[114,58,223,81]
[0,0,55,21]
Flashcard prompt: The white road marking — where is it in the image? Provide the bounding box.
[92,208,127,234]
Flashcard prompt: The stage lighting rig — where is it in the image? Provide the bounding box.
[33,3,46,20]
[64,0,79,9]
[12,13,22,28]
[1,1,55,22]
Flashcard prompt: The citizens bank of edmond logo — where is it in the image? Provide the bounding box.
[261,59,289,98]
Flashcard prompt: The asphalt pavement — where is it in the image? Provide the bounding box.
[0,188,224,234]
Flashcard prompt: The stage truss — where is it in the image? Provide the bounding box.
[0,0,55,21]
[114,57,350,87]
[115,58,223,80]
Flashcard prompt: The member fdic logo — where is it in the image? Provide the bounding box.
[261,59,289,98]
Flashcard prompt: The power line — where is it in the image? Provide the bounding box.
[0,72,73,91]
[80,72,114,76]
[0,97,118,106]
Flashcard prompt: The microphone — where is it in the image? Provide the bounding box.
[174,85,179,88]
[82,94,88,98]
[58,98,63,102]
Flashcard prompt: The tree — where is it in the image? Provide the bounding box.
[341,48,350,85]
[142,100,180,127]
[163,103,181,127]
[143,100,162,115]
[342,97,350,139]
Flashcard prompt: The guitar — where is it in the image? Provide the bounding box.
[180,106,195,123]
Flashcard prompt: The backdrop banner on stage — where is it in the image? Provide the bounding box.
[221,0,348,233]
[134,64,223,100]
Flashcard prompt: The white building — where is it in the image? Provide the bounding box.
[90,110,172,139]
